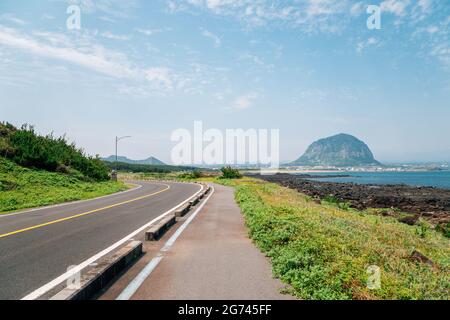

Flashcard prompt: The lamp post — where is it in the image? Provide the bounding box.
[115,135,131,174]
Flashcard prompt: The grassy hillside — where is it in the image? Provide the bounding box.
[218,178,449,300]
[0,122,128,213]
[0,158,127,213]
[0,122,109,181]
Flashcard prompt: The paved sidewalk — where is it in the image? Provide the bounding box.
[131,183,294,300]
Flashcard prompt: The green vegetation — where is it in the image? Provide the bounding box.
[0,158,127,213]
[178,170,203,180]
[103,161,196,174]
[436,223,450,238]
[219,166,242,179]
[0,122,128,213]
[322,195,351,211]
[109,161,210,182]
[118,169,216,182]
[218,178,449,300]
[0,122,109,181]
[119,172,180,181]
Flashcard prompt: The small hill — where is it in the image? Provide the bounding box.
[291,133,381,167]
[102,155,165,166]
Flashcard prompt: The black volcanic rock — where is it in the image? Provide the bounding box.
[291,133,381,167]
[251,173,450,228]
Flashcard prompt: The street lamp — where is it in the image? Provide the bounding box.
[115,136,131,172]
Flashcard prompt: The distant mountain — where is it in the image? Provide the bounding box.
[290,133,382,167]
[102,155,165,166]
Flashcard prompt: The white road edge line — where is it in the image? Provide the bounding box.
[0,183,143,219]
[115,256,163,301]
[116,186,215,301]
[20,182,204,301]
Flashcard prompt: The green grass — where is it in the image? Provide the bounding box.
[0,158,128,214]
[118,170,217,182]
[218,178,450,300]
[118,171,186,181]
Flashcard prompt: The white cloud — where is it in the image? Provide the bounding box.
[232,92,258,110]
[431,43,450,68]
[67,0,139,18]
[411,0,433,21]
[0,26,131,78]
[100,31,130,41]
[145,68,173,90]
[408,3,450,70]
[172,0,353,33]
[167,0,186,13]
[41,14,55,20]
[239,52,273,72]
[357,37,379,53]
[99,16,116,23]
[367,37,378,45]
[426,26,439,34]
[172,0,444,39]
[0,13,26,25]
[0,26,231,96]
[31,31,73,47]
[306,0,347,17]
[0,26,175,90]
[380,0,411,16]
[350,2,366,16]
[134,28,170,36]
[200,28,221,48]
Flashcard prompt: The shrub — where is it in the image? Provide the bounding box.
[220,166,242,179]
[179,170,203,180]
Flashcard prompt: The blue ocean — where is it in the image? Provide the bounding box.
[301,171,450,189]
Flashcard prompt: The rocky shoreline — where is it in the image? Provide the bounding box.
[250,173,450,232]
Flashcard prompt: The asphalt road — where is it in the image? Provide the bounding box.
[0,181,201,300]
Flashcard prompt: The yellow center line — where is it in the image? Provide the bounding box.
[0,184,171,240]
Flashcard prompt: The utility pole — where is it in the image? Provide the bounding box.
[113,136,131,180]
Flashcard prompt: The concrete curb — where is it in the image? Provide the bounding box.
[50,241,143,300]
[145,215,177,241]
[175,203,191,218]
[189,197,200,207]
[145,184,212,239]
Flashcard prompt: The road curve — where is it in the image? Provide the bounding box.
[0,181,201,300]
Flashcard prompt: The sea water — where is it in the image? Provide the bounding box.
[301,171,450,189]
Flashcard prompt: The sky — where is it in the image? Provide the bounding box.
[0,0,449,164]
